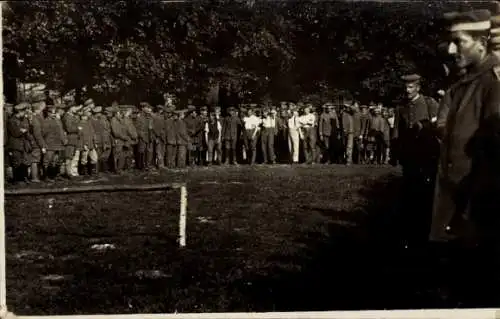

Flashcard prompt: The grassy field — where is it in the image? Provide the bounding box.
[5,164,461,315]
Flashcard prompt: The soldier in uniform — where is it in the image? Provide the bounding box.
[369,106,390,165]
[199,106,210,165]
[91,106,112,174]
[340,97,356,165]
[109,105,129,173]
[260,106,277,164]
[222,106,241,165]
[206,107,223,165]
[152,105,167,169]
[42,103,66,180]
[429,9,500,305]
[134,102,154,171]
[174,109,190,168]
[276,104,289,163]
[318,103,339,164]
[121,105,138,170]
[184,105,203,167]
[7,103,32,184]
[79,104,98,176]
[164,106,177,169]
[393,73,440,249]
[62,102,83,179]
[29,95,47,182]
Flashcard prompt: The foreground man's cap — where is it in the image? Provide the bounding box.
[444,9,491,32]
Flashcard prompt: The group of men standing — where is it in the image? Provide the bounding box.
[389,7,500,306]
[4,92,402,184]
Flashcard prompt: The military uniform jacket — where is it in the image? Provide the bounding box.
[319,112,338,137]
[110,116,129,147]
[31,113,47,150]
[393,95,439,140]
[207,118,221,141]
[91,115,112,149]
[184,116,204,145]
[42,116,66,151]
[152,114,166,144]
[341,112,355,135]
[165,117,176,145]
[370,116,390,144]
[430,54,500,242]
[79,119,97,149]
[62,112,81,147]
[134,113,153,144]
[175,119,190,145]
[122,117,138,146]
[222,115,241,141]
[357,113,371,138]
[7,116,31,152]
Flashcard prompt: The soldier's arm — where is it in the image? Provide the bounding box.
[427,96,440,123]
[32,117,47,149]
[57,119,67,145]
[436,91,451,139]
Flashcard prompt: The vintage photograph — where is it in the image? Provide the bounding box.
[2,0,500,316]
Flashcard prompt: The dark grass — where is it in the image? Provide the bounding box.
[5,164,455,315]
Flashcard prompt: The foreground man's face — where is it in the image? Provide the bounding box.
[448,31,485,69]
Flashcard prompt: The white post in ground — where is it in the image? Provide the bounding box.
[179,185,187,247]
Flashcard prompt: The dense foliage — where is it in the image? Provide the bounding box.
[2,0,497,106]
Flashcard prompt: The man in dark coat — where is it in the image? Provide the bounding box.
[184,105,203,167]
[222,106,241,165]
[392,73,440,250]
[42,103,67,180]
[62,102,83,178]
[109,106,129,173]
[29,95,47,182]
[134,102,154,170]
[7,103,31,183]
[429,9,500,306]
[92,106,112,174]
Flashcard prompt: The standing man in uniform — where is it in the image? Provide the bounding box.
[394,73,440,250]
[121,105,138,170]
[42,103,66,180]
[184,105,203,167]
[29,95,47,182]
[92,105,112,174]
[79,104,98,176]
[222,106,241,165]
[153,105,167,169]
[109,105,129,174]
[7,103,32,184]
[429,9,500,306]
[164,106,177,169]
[134,102,154,171]
[174,109,189,168]
[62,102,83,179]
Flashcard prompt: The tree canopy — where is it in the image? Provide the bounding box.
[3,0,497,106]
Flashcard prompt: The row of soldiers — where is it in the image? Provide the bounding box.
[4,93,398,183]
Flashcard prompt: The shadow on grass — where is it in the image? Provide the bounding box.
[232,173,454,311]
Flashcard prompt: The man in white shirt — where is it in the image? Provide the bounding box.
[261,107,277,164]
[242,107,262,165]
[287,104,301,164]
[299,104,316,164]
